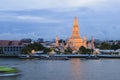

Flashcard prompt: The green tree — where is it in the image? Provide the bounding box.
[111,44,120,50]
[43,48,52,53]
[21,47,32,54]
[21,42,44,54]
[78,46,93,54]
[64,47,72,54]
[100,42,111,50]
[86,49,93,54]
[78,46,87,54]
[27,42,44,51]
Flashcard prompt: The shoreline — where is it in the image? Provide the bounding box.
[1,54,120,59]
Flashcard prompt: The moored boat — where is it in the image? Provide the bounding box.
[86,55,99,59]
[18,54,33,59]
[39,55,69,60]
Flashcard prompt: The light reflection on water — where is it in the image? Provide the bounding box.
[70,59,81,80]
[0,58,120,80]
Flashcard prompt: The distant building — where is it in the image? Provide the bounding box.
[37,38,44,43]
[41,41,55,48]
[0,40,26,55]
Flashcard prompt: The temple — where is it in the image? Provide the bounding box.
[55,17,96,53]
[66,17,86,50]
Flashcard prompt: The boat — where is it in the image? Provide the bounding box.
[48,56,69,60]
[39,55,69,60]
[0,66,20,77]
[86,55,99,59]
[18,54,33,59]
[0,72,20,77]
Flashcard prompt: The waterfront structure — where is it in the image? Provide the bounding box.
[66,17,87,50]
[0,40,25,55]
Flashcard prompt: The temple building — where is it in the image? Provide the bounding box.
[65,17,87,50]
[55,17,96,52]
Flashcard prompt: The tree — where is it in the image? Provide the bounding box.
[21,42,44,54]
[78,46,87,54]
[64,47,72,54]
[78,46,93,54]
[111,44,120,50]
[86,49,93,54]
[20,38,32,43]
[43,48,52,53]
[21,47,32,54]
[100,42,111,50]
[27,42,44,51]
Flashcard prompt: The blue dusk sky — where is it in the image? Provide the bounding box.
[0,0,120,40]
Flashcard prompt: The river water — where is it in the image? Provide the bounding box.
[0,58,120,80]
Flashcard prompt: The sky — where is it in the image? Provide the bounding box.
[0,0,120,40]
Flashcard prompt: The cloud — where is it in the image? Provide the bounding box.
[0,0,117,11]
[0,0,120,40]
[0,13,62,23]
[0,32,40,40]
[17,15,61,23]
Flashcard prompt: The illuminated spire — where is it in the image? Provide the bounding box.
[72,17,81,38]
[74,17,78,26]
[56,35,59,47]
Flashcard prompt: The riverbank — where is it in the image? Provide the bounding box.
[0,54,18,58]
[49,54,120,59]
[1,54,120,59]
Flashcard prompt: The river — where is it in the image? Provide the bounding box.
[0,58,120,80]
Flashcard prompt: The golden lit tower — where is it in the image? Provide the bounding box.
[56,35,59,47]
[72,17,81,38]
[66,17,85,50]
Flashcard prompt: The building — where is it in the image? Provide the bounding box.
[65,17,87,50]
[55,17,96,53]
[0,40,25,55]
[37,38,44,43]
